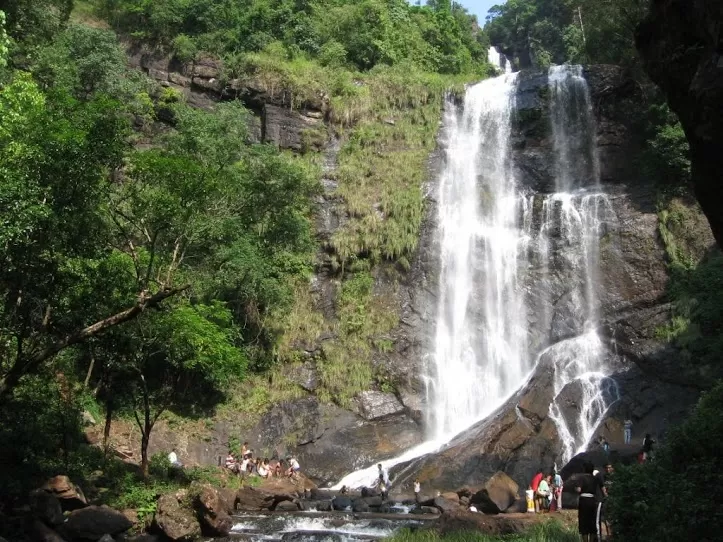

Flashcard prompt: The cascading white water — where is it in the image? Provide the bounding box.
[332,64,620,489]
[543,66,619,463]
[488,46,512,74]
[428,72,529,439]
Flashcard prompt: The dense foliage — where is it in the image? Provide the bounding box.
[485,0,648,68]
[102,0,488,75]
[607,382,723,541]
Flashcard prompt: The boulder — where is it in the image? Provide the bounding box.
[30,489,64,526]
[61,505,133,541]
[42,476,87,511]
[432,497,460,514]
[357,391,405,420]
[505,498,528,514]
[352,499,369,513]
[469,472,520,515]
[154,492,201,541]
[234,487,270,511]
[331,495,352,511]
[307,500,332,512]
[194,484,233,537]
[441,492,459,503]
[31,520,68,542]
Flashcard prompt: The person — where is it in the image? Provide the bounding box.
[287,456,300,478]
[530,470,543,512]
[274,461,283,478]
[642,433,655,461]
[241,441,249,456]
[624,418,633,444]
[378,463,390,488]
[168,448,183,468]
[536,474,552,513]
[553,470,564,511]
[340,485,349,495]
[258,458,271,479]
[598,463,614,540]
[602,437,610,454]
[575,461,607,542]
[379,481,388,502]
[414,479,421,503]
[225,451,237,473]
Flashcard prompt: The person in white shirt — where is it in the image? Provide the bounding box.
[225,451,237,472]
[414,479,421,503]
[286,456,300,477]
[258,458,271,478]
[168,449,182,467]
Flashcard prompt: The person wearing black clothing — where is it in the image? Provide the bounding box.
[576,462,607,542]
[642,433,655,461]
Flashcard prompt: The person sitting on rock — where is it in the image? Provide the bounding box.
[286,456,300,478]
[241,441,249,456]
[273,461,283,477]
[225,450,237,472]
[535,474,552,513]
[258,458,271,478]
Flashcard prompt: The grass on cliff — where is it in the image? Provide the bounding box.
[655,195,723,374]
[388,521,578,542]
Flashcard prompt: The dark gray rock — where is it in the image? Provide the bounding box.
[30,489,64,526]
[262,104,325,151]
[331,496,352,511]
[61,505,133,541]
[357,391,405,420]
[352,499,370,513]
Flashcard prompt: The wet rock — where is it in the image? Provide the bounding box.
[308,500,332,512]
[61,505,133,541]
[352,499,370,513]
[194,483,233,537]
[440,492,459,503]
[469,472,520,515]
[331,495,352,511]
[505,498,528,514]
[42,476,87,512]
[437,509,529,536]
[234,487,269,511]
[29,489,64,526]
[155,491,201,541]
[357,391,405,420]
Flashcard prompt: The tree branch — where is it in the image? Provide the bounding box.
[0,285,190,401]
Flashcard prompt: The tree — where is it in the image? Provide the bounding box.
[104,302,245,478]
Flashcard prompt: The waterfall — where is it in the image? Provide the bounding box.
[427,72,528,439]
[543,66,619,463]
[332,65,619,488]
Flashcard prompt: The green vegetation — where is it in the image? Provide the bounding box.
[607,382,723,541]
[388,521,578,542]
[485,0,648,68]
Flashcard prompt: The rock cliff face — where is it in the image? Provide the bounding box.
[636,0,723,247]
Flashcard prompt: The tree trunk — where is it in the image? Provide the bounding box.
[141,431,150,480]
[103,398,113,451]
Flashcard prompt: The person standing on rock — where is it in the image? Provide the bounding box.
[553,470,563,511]
[575,461,607,542]
[414,479,421,503]
[624,418,633,444]
[642,433,655,461]
[378,463,390,488]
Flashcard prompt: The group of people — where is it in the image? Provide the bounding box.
[224,441,301,479]
[530,469,564,513]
